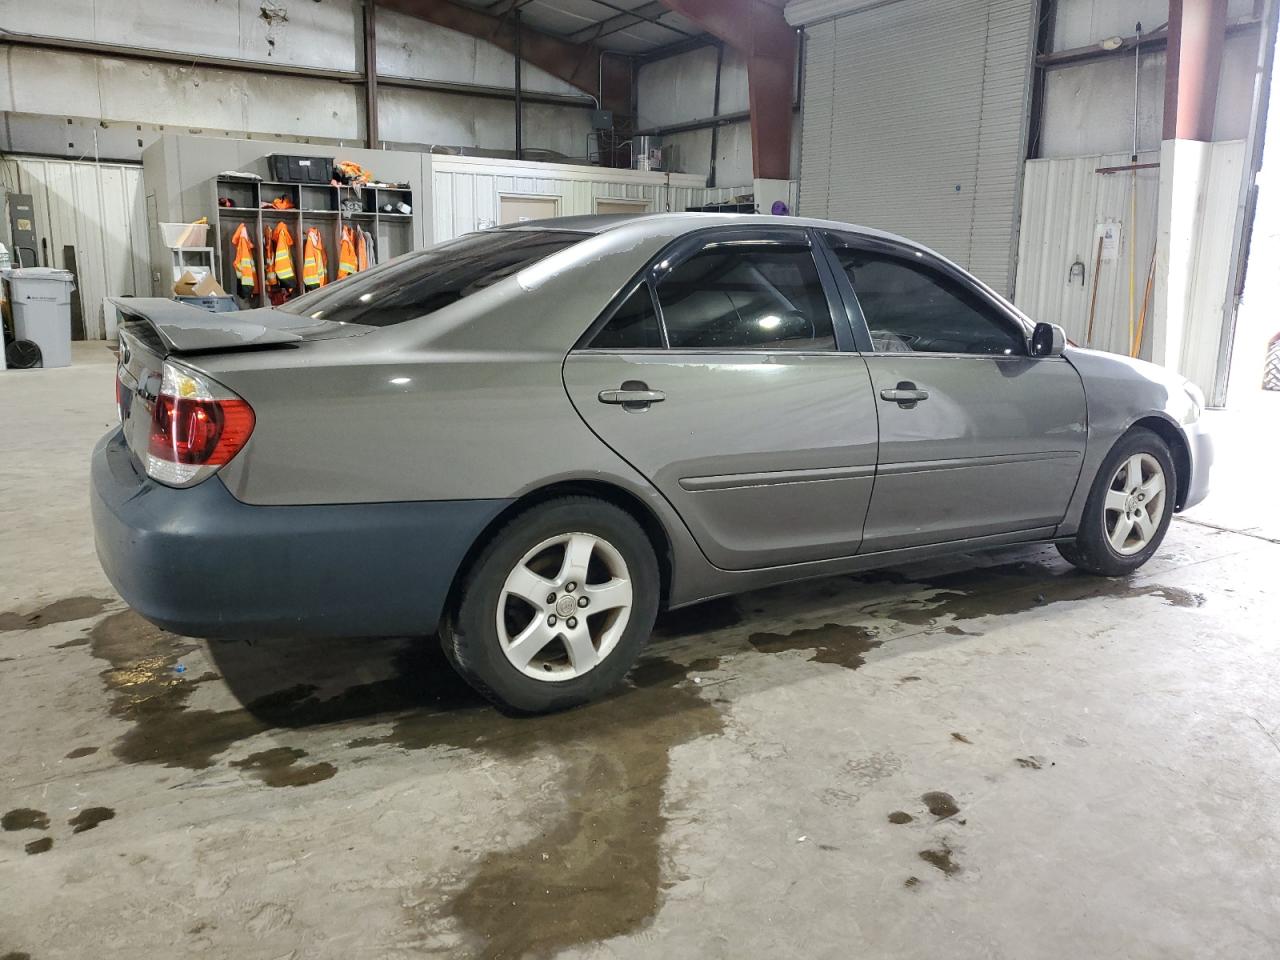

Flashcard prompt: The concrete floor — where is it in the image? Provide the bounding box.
[2,342,1279,960]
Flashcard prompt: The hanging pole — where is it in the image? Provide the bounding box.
[1128,21,1142,356]
[1086,235,1104,346]
[363,0,379,148]
[514,9,524,161]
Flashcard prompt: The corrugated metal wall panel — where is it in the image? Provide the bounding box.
[967,0,1036,292]
[1014,151,1161,358]
[796,0,1033,293]
[1181,140,1247,393]
[0,157,147,339]
[785,0,908,27]
[797,20,835,216]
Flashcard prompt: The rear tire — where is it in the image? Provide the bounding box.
[440,496,659,714]
[1057,428,1176,576]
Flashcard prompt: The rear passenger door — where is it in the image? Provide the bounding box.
[563,227,879,571]
[818,231,1088,552]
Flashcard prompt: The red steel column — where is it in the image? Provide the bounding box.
[657,0,797,180]
[1163,0,1229,141]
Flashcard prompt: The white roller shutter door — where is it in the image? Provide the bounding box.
[794,0,1035,294]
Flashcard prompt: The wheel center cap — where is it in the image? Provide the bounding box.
[1126,494,1138,512]
[555,595,577,618]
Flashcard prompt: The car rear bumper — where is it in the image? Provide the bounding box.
[91,429,510,639]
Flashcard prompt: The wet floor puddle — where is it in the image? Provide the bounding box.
[78,607,724,958]
[0,596,111,632]
[6,552,1204,954]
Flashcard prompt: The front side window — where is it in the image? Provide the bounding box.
[823,235,1024,356]
[276,229,586,327]
[654,244,836,351]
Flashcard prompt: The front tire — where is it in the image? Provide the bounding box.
[1057,428,1176,576]
[441,496,660,713]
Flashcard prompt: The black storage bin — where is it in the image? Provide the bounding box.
[268,154,333,184]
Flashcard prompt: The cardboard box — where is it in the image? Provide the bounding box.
[173,270,227,298]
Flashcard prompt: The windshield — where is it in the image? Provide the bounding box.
[276,229,588,327]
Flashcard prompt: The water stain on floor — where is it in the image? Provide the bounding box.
[919,843,961,876]
[89,611,265,769]
[401,658,724,960]
[922,791,960,820]
[888,811,914,825]
[0,596,111,631]
[64,746,99,759]
[23,837,52,856]
[2,808,50,831]
[951,732,973,744]
[747,623,882,669]
[84,610,725,958]
[69,807,115,833]
[864,559,1204,627]
[231,747,337,788]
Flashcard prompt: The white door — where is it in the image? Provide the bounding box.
[595,199,650,216]
[499,195,560,225]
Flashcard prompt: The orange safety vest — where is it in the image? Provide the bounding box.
[271,222,297,286]
[229,223,256,296]
[337,226,358,279]
[356,228,370,272]
[302,226,328,289]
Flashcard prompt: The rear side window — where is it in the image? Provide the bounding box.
[276,229,586,327]
[655,245,835,350]
[589,284,664,349]
[822,235,1024,356]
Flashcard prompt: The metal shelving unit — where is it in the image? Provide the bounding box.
[210,178,415,308]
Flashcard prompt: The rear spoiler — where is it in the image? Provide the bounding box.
[108,298,303,354]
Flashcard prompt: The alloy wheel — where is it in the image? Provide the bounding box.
[1103,453,1167,556]
[496,532,633,681]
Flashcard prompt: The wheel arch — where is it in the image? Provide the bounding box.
[440,478,675,628]
[1128,415,1192,510]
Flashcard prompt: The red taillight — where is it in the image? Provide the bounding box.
[148,395,255,465]
[143,360,255,487]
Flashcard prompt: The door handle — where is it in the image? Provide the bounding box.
[880,382,929,407]
[599,389,666,404]
[599,381,665,410]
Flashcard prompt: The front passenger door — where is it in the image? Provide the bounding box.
[820,231,1088,553]
[563,228,878,571]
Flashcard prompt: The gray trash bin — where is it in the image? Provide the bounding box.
[7,267,77,368]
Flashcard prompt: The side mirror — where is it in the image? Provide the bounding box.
[1030,322,1066,358]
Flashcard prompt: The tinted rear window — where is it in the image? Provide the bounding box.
[276,229,587,327]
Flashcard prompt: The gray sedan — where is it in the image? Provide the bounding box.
[93,214,1211,713]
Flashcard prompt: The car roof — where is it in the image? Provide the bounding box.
[495,211,927,251]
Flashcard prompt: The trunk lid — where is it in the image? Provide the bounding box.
[108,298,368,354]
[109,298,369,462]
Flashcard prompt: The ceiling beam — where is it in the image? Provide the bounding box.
[566,0,692,44]
[376,0,632,114]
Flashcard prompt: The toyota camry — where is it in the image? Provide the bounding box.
[93,214,1212,712]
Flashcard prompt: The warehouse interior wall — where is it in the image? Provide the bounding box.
[1017,0,1269,397]
[793,0,1036,295]
[1038,0,1256,158]
[0,0,594,162]
[634,42,801,195]
[0,156,149,340]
